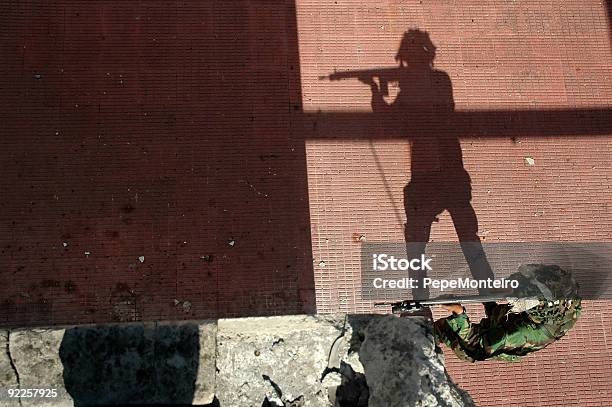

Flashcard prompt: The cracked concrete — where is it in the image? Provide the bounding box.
[359,316,474,407]
[216,314,472,407]
[8,328,71,407]
[216,314,347,406]
[1,315,472,406]
[1,330,20,406]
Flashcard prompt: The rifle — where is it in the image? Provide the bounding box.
[375,294,520,314]
[318,67,404,96]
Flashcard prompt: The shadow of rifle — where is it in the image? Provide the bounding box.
[319,66,404,96]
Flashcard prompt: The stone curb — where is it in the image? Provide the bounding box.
[0,315,473,407]
[2,321,216,407]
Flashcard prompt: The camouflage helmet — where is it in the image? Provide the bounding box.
[510,264,579,301]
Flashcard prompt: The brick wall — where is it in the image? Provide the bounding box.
[297,1,612,405]
[1,1,314,324]
[1,1,611,405]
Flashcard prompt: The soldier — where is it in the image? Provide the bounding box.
[433,264,582,362]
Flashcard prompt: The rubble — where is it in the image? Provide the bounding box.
[2,315,472,406]
[359,316,474,407]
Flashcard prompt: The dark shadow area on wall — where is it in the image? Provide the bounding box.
[0,1,314,326]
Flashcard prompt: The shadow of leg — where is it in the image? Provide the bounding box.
[449,202,495,294]
[404,182,440,300]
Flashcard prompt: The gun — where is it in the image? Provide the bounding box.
[318,67,404,96]
[375,294,520,314]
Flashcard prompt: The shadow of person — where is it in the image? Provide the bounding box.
[361,29,494,300]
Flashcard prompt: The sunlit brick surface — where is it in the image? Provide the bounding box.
[297,1,612,405]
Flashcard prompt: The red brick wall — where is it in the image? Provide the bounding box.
[2,0,612,405]
[297,1,612,405]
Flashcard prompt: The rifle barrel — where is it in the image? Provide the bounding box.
[374,294,517,308]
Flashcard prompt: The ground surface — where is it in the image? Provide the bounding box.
[1,1,612,406]
[299,2,612,406]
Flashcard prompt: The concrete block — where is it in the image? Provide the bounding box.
[9,328,73,407]
[216,314,347,406]
[0,330,20,407]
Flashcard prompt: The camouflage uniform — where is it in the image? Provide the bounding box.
[434,264,582,362]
